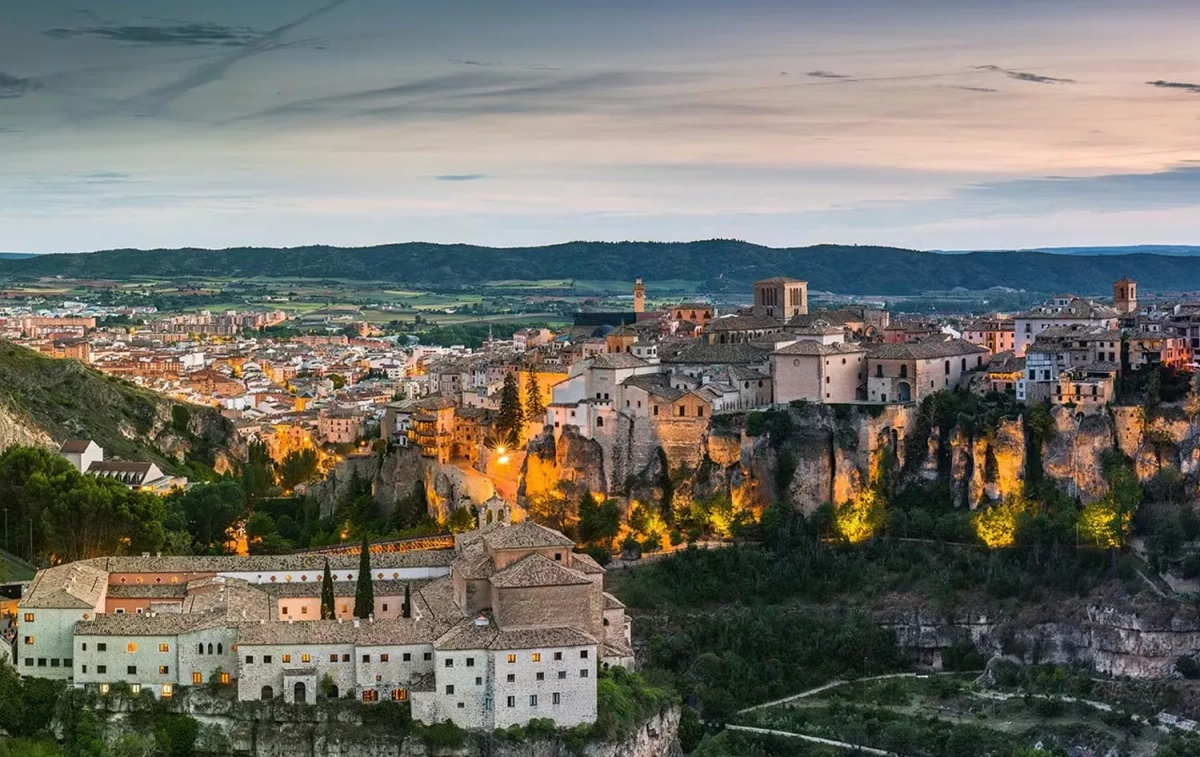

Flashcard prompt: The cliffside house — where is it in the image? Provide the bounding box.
[865,339,989,404]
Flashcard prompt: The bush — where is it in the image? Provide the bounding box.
[418,720,466,750]
[1175,656,1200,680]
[941,638,987,672]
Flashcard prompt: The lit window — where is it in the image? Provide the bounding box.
[362,690,379,702]
[301,607,308,615]
[23,636,33,645]
[99,684,110,694]
[531,653,541,663]
[23,613,34,622]
[391,688,408,701]
[381,654,389,663]
[161,684,173,698]
[282,654,291,663]
[192,672,203,684]
[507,654,516,664]
[127,643,138,653]
[159,665,169,675]
[220,672,230,685]
[159,643,169,653]
[130,684,141,695]
[301,654,311,663]
[330,654,338,663]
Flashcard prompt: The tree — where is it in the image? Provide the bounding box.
[276,449,319,491]
[495,372,525,446]
[240,441,276,502]
[164,480,246,553]
[579,491,621,550]
[354,536,374,618]
[320,560,335,620]
[525,372,546,423]
[403,583,412,618]
[446,506,476,534]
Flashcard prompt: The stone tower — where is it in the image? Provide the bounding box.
[1114,277,1137,315]
[753,277,808,320]
[633,278,645,314]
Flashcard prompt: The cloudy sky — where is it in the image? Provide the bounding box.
[3,0,1199,253]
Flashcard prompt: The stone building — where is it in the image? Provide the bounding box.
[771,341,867,404]
[17,521,632,731]
[752,277,808,320]
[865,339,989,404]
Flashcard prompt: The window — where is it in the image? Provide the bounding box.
[97,665,107,674]
[282,654,291,663]
[380,654,389,662]
[82,665,88,674]
[944,360,950,375]
[466,657,474,667]
[423,652,432,661]
[343,654,351,662]
[193,672,203,684]
[554,652,563,661]
[553,692,561,705]
[301,607,308,615]
[475,676,482,685]
[127,665,137,675]
[507,673,515,683]
[362,690,379,703]
[531,653,541,663]
[653,405,658,416]
[23,636,33,645]
[507,654,516,664]
[301,654,311,663]
[246,655,255,664]
[82,643,87,652]
[530,694,539,707]
[536,672,545,681]
[580,650,589,659]
[558,670,567,680]
[159,665,169,675]
[161,684,173,698]
[506,696,516,708]
[159,643,170,653]
[263,655,273,664]
[445,658,454,668]
[282,606,290,616]
[445,684,454,695]
[51,658,60,667]
[127,643,138,653]
[130,684,141,695]
[341,605,348,614]
[220,671,231,685]
[23,613,34,622]
[697,406,704,417]
[392,688,408,701]
[362,654,370,663]
[402,653,411,662]
[23,658,32,667]
[330,654,338,663]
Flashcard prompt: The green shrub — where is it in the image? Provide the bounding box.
[418,720,466,749]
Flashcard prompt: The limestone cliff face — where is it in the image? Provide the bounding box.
[519,425,608,502]
[312,446,424,518]
[943,417,1027,508]
[76,691,681,757]
[0,399,55,453]
[878,594,1200,679]
[1042,408,1117,503]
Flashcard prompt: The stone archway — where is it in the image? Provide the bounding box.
[261,686,274,701]
[294,682,307,704]
[897,382,912,403]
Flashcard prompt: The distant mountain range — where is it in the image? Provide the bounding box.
[1,241,1197,296]
[0,253,37,260]
[937,245,1200,257]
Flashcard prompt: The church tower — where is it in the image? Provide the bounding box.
[633,278,645,314]
[1114,277,1137,315]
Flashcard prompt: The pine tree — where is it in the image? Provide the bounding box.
[402,583,412,619]
[353,535,374,619]
[496,372,525,446]
[320,560,335,620]
[525,372,546,423]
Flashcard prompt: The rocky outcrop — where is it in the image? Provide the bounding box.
[520,426,607,502]
[312,446,424,518]
[1043,408,1118,503]
[74,690,680,757]
[0,399,55,452]
[878,593,1200,679]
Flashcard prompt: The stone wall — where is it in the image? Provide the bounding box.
[312,446,425,518]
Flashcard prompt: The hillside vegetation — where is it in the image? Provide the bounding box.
[0,342,237,474]
[1,241,1192,295]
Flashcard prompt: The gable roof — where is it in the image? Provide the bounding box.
[774,340,866,357]
[483,521,575,551]
[706,314,784,332]
[490,553,591,589]
[867,339,989,360]
[663,342,769,365]
[59,439,97,454]
[589,352,649,370]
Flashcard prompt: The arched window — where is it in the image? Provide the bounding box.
[197,643,204,655]
[207,643,214,655]
[596,417,604,428]
[217,643,223,655]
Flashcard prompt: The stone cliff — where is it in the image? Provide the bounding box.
[312,445,425,518]
[74,690,681,757]
[877,591,1200,679]
[543,397,1200,516]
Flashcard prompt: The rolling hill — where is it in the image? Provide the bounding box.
[0,241,1195,295]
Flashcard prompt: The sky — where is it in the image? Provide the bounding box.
[2,0,1200,253]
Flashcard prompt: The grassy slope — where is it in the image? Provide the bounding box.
[0,342,232,472]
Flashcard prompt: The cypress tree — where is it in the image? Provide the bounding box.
[496,372,524,446]
[525,372,546,421]
[320,560,335,620]
[353,535,374,619]
[402,582,412,619]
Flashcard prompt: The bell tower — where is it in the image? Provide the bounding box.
[1114,277,1137,315]
[633,278,645,314]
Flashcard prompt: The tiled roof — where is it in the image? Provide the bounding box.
[21,563,109,609]
[433,616,597,651]
[58,439,95,454]
[88,550,454,574]
[706,314,783,332]
[589,353,649,370]
[774,340,866,357]
[662,342,769,365]
[75,612,226,636]
[484,522,575,551]
[755,276,806,284]
[867,339,989,360]
[490,553,591,589]
[602,592,626,610]
[571,552,606,575]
